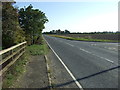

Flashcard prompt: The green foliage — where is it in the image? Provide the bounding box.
[2,3,48,49]
[26,36,49,55]
[2,2,25,49]
[3,53,29,88]
[27,42,48,55]
[43,29,70,34]
[27,45,44,55]
[2,37,49,88]
[19,4,48,45]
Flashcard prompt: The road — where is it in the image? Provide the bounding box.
[43,35,119,88]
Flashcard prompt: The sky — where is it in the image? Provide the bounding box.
[14,0,119,33]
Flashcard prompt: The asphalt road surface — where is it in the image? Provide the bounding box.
[44,35,119,88]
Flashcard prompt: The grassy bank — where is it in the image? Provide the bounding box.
[2,38,49,88]
[49,35,118,43]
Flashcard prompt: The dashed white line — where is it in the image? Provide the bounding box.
[79,48,92,54]
[115,44,120,46]
[79,48,114,64]
[92,53,114,63]
[66,43,74,47]
[104,58,114,63]
[91,44,96,46]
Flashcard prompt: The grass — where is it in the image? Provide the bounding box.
[3,52,29,88]
[27,45,45,55]
[2,37,49,88]
[49,35,118,43]
[27,39,49,55]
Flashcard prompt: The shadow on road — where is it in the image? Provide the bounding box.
[3,66,119,89]
[45,65,119,88]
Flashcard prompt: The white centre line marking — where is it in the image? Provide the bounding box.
[79,48,114,63]
[79,48,92,54]
[97,55,114,63]
[91,44,96,46]
[66,43,74,47]
[44,37,83,89]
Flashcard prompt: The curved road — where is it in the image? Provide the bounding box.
[44,35,119,88]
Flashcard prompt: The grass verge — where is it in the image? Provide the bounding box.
[27,39,49,56]
[49,35,118,43]
[2,37,49,88]
[3,52,29,88]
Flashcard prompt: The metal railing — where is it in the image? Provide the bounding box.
[0,41,27,76]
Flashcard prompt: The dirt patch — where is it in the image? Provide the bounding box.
[12,55,49,88]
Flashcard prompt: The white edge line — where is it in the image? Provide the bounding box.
[43,35,83,89]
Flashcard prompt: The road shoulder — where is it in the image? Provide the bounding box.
[46,49,78,88]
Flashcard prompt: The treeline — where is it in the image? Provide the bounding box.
[2,2,48,49]
[43,30,119,34]
[71,31,120,34]
[43,29,70,34]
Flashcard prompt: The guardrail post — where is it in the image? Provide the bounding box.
[11,49,13,61]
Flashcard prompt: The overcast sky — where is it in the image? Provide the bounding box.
[15,0,119,32]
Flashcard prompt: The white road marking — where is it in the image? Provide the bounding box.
[91,44,96,46]
[115,44,120,46]
[79,48,114,64]
[66,43,74,47]
[108,47,117,50]
[44,37,83,89]
[104,47,117,51]
[92,53,114,63]
[79,48,92,54]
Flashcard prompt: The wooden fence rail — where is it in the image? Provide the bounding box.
[0,41,27,76]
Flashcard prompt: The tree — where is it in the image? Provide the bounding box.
[52,30,56,34]
[64,29,70,34]
[56,29,61,34]
[2,2,25,49]
[19,4,48,45]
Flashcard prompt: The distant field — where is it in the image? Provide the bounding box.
[48,34,119,42]
[63,34,119,41]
